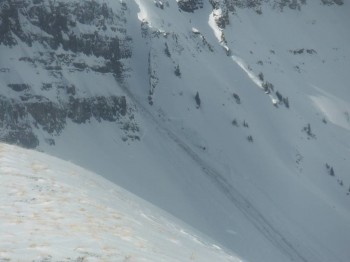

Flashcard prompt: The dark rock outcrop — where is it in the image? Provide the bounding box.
[0,93,134,148]
[0,0,131,77]
[177,0,204,13]
[0,0,138,148]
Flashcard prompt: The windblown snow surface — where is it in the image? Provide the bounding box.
[1,1,350,262]
[0,143,238,262]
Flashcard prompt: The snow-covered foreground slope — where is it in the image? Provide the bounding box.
[0,143,238,262]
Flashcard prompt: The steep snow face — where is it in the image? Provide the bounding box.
[1,1,350,262]
[116,3,350,262]
[0,143,239,262]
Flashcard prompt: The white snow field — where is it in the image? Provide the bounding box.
[0,143,239,262]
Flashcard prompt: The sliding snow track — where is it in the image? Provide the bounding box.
[119,81,326,262]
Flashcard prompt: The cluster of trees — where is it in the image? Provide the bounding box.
[276,91,289,108]
[303,123,315,139]
[325,163,335,176]
[325,163,350,194]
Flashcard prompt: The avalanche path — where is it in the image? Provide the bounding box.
[119,80,324,262]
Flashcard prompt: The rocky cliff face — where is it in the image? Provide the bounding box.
[0,0,138,148]
[0,0,344,148]
[0,93,131,147]
[208,0,343,28]
[177,0,204,12]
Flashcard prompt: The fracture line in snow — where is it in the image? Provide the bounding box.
[230,54,278,105]
[118,79,317,262]
[208,10,277,106]
[230,55,262,87]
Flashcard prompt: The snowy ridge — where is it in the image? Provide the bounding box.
[0,143,238,262]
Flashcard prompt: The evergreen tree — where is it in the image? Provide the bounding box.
[174,64,181,77]
[195,92,201,108]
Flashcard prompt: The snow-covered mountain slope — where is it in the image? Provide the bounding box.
[1,1,350,262]
[0,143,238,262]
